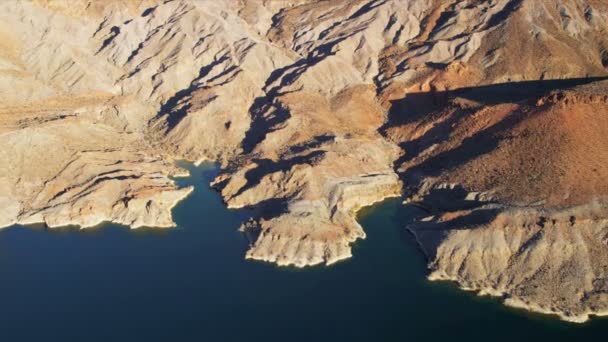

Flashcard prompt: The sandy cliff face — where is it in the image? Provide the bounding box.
[1,0,608,321]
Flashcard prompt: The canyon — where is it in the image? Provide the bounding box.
[1,0,608,322]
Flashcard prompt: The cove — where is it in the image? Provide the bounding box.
[0,162,607,341]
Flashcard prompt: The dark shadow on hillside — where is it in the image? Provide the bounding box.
[402,106,523,182]
[239,196,292,246]
[382,76,608,183]
[96,26,120,54]
[242,18,376,153]
[483,0,524,31]
[225,150,325,203]
[405,208,500,260]
[288,134,335,154]
[241,97,291,154]
[373,195,499,263]
[217,149,327,244]
[383,76,607,130]
[153,54,232,130]
[241,38,353,153]
[417,184,493,212]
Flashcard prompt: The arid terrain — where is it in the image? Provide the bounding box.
[1,0,608,322]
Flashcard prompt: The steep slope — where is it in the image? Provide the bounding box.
[386,79,608,322]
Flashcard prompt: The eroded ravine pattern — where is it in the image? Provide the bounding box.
[1,0,608,322]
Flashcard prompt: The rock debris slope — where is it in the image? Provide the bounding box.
[1,0,608,321]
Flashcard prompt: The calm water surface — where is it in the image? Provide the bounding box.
[0,163,606,341]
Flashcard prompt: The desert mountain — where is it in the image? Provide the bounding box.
[1,0,608,322]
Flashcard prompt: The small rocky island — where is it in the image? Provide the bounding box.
[1,0,608,323]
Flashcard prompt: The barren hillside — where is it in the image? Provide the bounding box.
[1,0,608,322]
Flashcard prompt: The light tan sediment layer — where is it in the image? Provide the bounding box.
[244,174,402,267]
[408,202,608,323]
[0,112,194,229]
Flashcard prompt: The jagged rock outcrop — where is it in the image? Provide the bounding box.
[1,0,608,321]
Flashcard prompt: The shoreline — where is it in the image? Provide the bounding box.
[407,218,608,324]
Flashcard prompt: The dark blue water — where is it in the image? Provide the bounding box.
[0,163,606,341]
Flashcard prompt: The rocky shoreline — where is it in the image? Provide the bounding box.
[2,0,608,322]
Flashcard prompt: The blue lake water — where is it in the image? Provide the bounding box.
[0,162,606,341]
